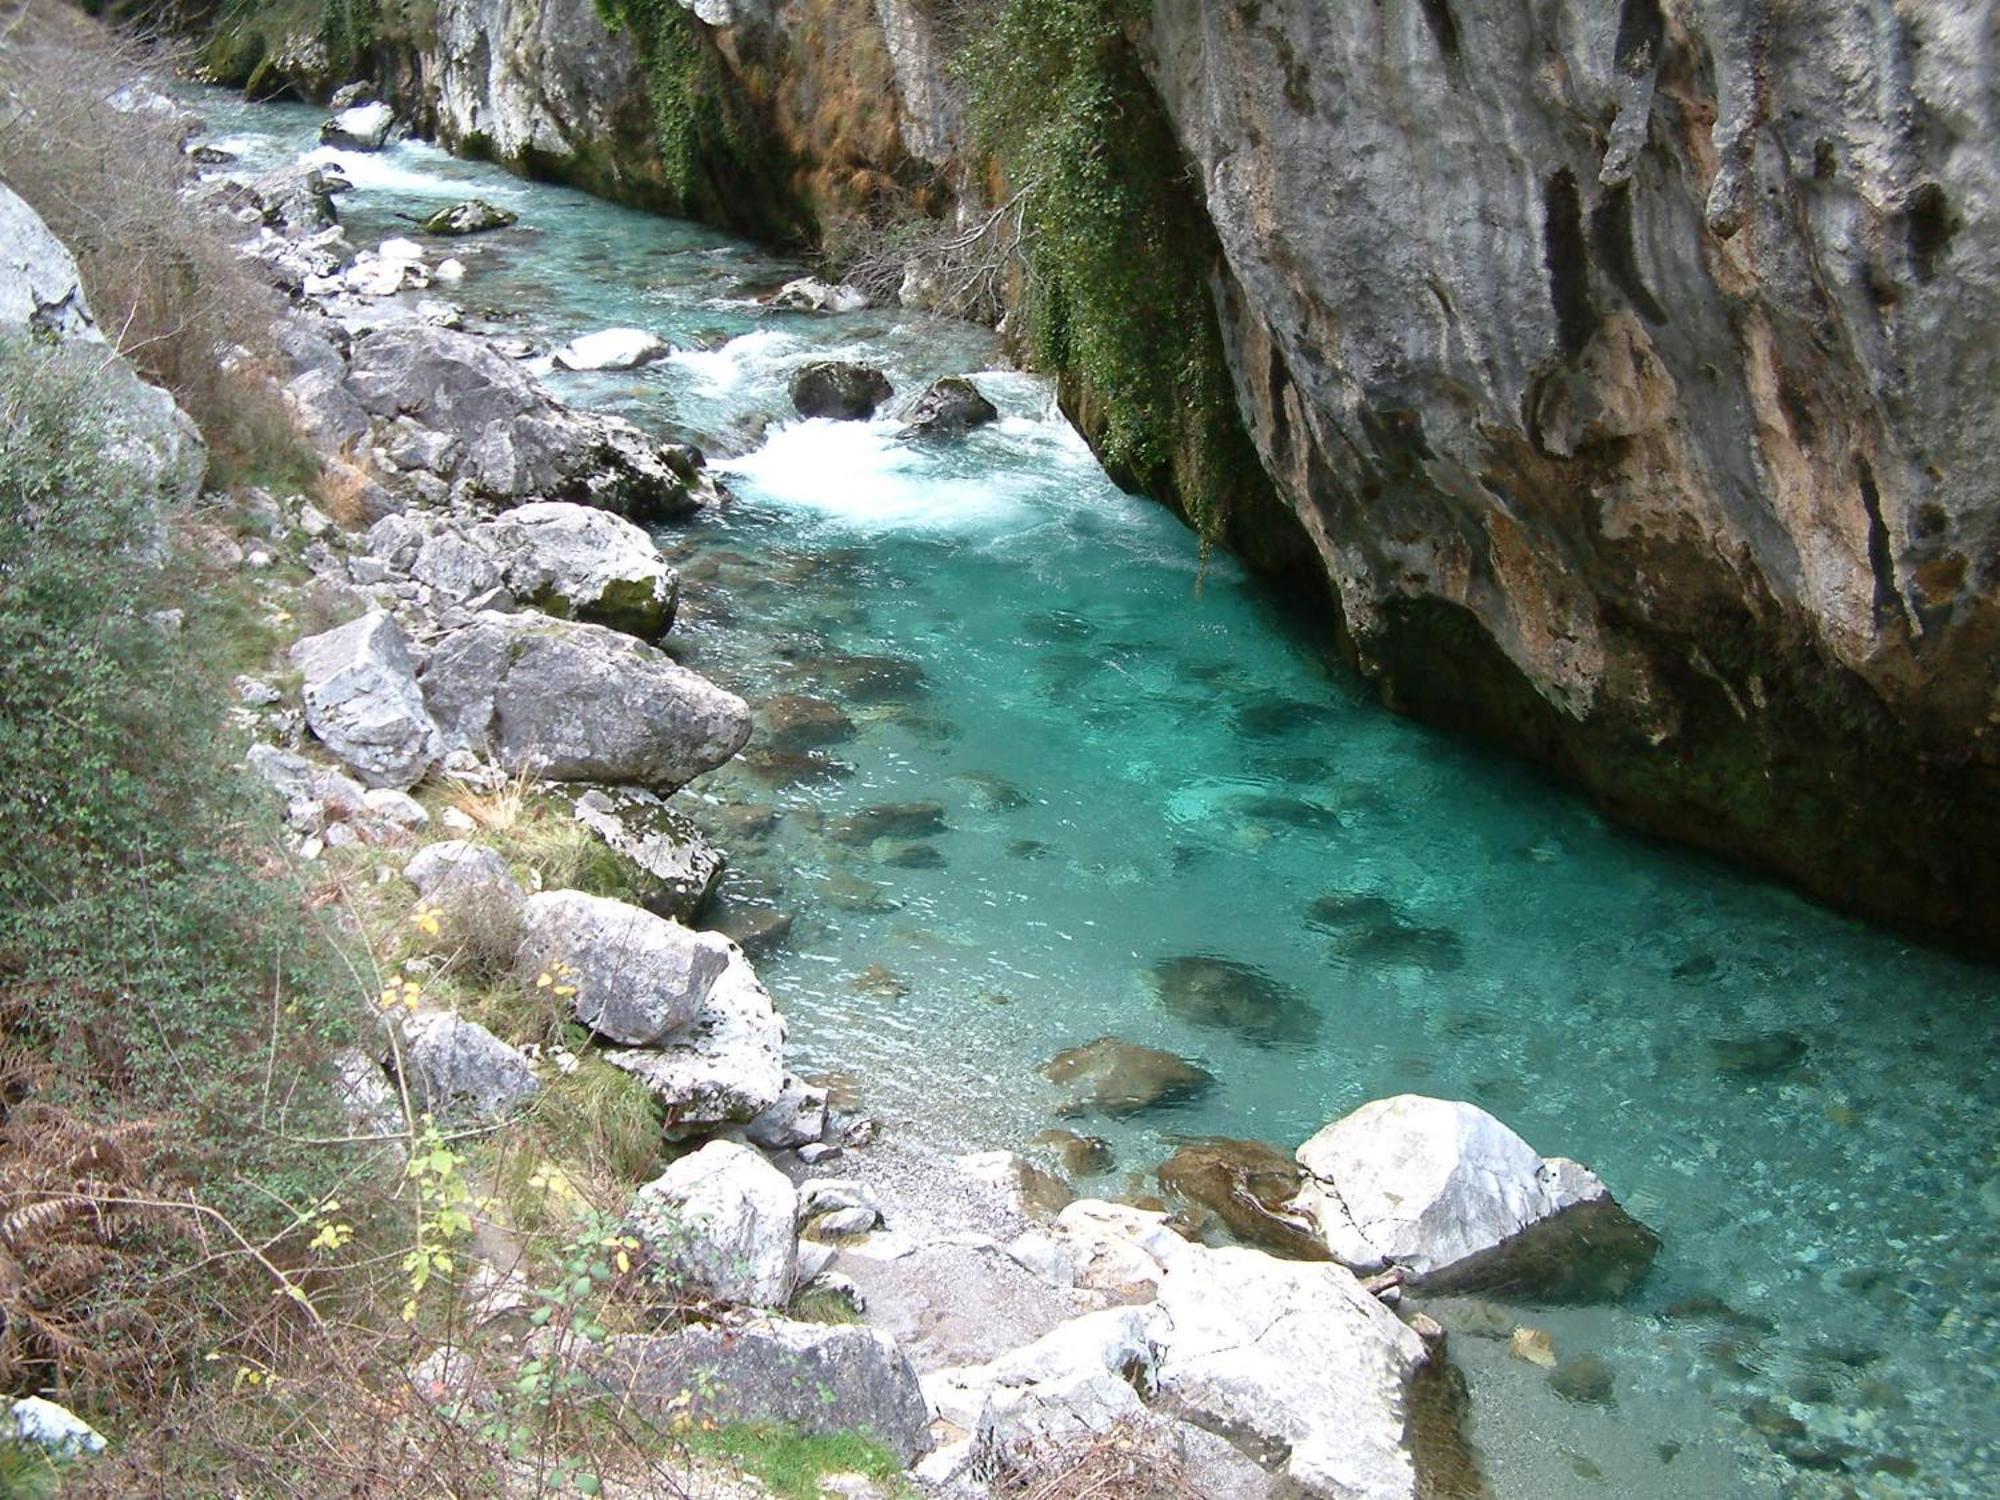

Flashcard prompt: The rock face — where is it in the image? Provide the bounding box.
[518,890,732,1045]
[596,1318,931,1461]
[291,611,442,789]
[345,323,706,519]
[1290,1095,1659,1300]
[790,360,894,421]
[627,1139,799,1306]
[0,183,206,506]
[418,611,751,787]
[1134,0,2000,946]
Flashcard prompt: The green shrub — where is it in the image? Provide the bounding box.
[961,0,1265,543]
[0,340,349,1219]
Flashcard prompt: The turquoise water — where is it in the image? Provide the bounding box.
[199,95,2000,1498]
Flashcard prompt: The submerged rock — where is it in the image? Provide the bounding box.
[759,693,855,751]
[1309,891,1466,972]
[1042,1037,1215,1118]
[419,198,518,235]
[898,375,998,439]
[1031,1129,1115,1178]
[1712,1030,1810,1079]
[1146,955,1319,1045]
[1291,1095,1660,1300]
[790,360,893,420]
[1156,1138,1328,1261]
[827,801,947,844]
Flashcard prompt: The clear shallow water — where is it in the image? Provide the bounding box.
[198,94,2000,1498]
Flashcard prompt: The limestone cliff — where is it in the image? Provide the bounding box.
[197,0,2000,946]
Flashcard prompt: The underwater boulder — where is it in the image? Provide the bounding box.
[1157,1138,1329,1261]
[1042,1037,1215,1118]
[1146,955,1319,1045]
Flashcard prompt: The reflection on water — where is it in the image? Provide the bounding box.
[197,90,2000,1499]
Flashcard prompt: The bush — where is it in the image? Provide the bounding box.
[0,0,315,489]
[0,339,352,1396]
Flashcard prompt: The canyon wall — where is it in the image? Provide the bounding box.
[205,0,2000,946]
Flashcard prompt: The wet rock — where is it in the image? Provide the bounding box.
[711,902,794,956]
[420,612,750,788]
[320,100,395,149]
[1712,1030,1810,1079]
[518,890,731,1046]
[769,276,870,313]
[419,199,518,235]
[592,1317,929,1462]
[850,964,910,999]
[1742,1397,1807,1440]
[816,653,927,703]
[822,870,900,913]
[1007,838,1054,859]
[828,801,946,843]
[1549,1353,1616,1407]
[1042,1037,1215,1118]
[291,610,442,789]
[880,841,944,869]
[397,1011,539,1119]
[1156,1138,1327,1260]
[1291,1094,1660,1299]
[790,360,893,420]
[552,327,670,371]
[1508,1327,1558,1368]
[960,771,1030,810]
[627,1139,797,1306]
[1145,954,1318,1045]
[898,375,997,438]
[1308,891,1465,971]
[955,1151,1074,1220]
[1031,1129,1115,1178]
[759,693,855,751]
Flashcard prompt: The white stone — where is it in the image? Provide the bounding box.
[551,327,670,371]
[628,1140,798,1307]
[4,1396,106,1456]
[518,890,730,1045]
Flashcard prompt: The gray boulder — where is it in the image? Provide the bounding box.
[517,890,731,1046]
[291,610,442,789]
[419,199,518,235]
[593,1317,929,1462]
[899,376,997,439]
[344,323,709,520]
[789,360,893,421]
[419,611,751,787]
[0,184,206,506]
[476,501,678,638]
[320,100,395,149]
[1290,1095,1659,1300]
[404,840,524,903]
[745,1074,829,1151]
[247,162,347,236]
[604,948,787,1131]
[398,1010,539,1119]
[556,784,723,918]
[769,277,870,313]
[627,1140,798,1306]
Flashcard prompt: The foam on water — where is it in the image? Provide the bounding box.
[185,87,2000,1500]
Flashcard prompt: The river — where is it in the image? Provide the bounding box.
[196,90,2000,1499]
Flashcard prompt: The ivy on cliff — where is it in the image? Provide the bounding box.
[593,0,793,232]
[962,0,1259,544]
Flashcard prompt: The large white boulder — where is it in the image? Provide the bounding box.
[320,100,396,149]
[517,890,731,1045]
[291,610,443,788]
[627,1140,798,1307]
[552,327,669,371]
[1290,1095,1659,1299]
